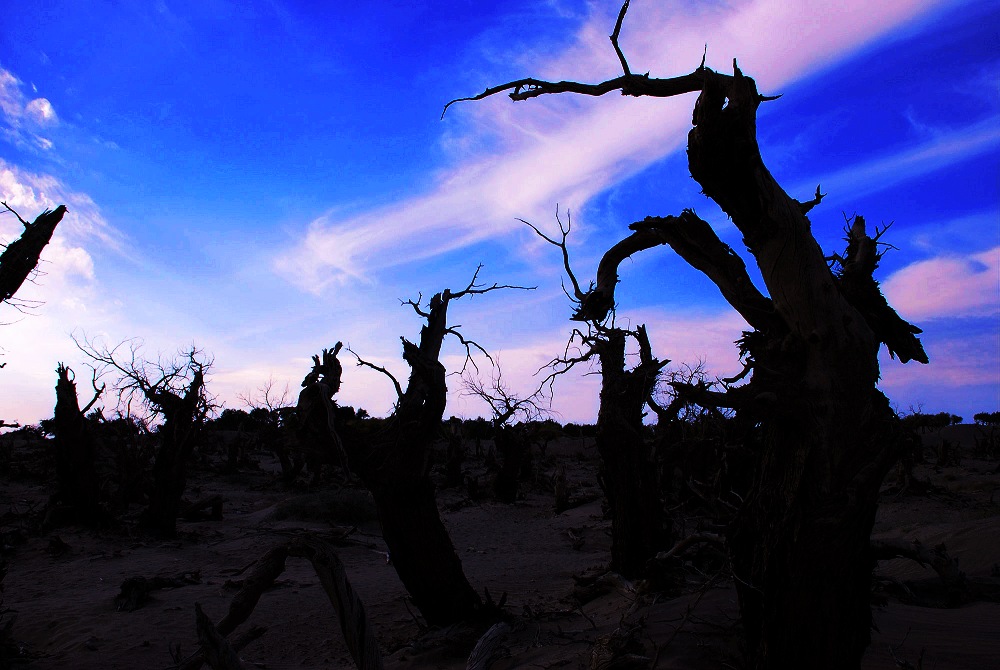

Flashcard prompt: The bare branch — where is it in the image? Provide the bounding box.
[520,206,588,305]
[447,263,535,301]
[721,359,753,385]
[798,184,826,215]
[348,346,404,400]
[239,375,292,413]
[402,292,430,318]
[575,211,777,331]
[610,0,633,77]
[442,67,713,118]
[533,326,603,399]
[80,368,106,415]
[834,216,928,364]
[72,332,214,423]
[443,326,493,375]
[463,361,547,426]
[1,201,30,228]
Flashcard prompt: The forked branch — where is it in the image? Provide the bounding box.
[441,1,782,118]
[348,346,404,401]
[610,0,633,76]
[463,362,547,426]
[1,201,30,228]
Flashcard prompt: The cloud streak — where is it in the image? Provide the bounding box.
[799,115,1000,201]
[0,66,58,151]
[275,0,946,292]
[883,246,1000,320]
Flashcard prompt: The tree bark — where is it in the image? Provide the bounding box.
[594,327,667,578]
[354,293,483,625]
[140,368,205,537]
[493,425,528,503]
[463,45,927,667]
[0,205,66,305]
[300,289,488,626]
[685,66,921,670]
[51,364,104,526]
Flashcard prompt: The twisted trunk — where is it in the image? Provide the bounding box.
[52,365,104,525]
[140,370,205,537]
[301,291,483,626]
[685,67,919,669]
[595,327,666,578]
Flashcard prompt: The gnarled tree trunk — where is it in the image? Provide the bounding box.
[298,276,523,626]
[1,205,66,306]
[450,6,928,665]
[594,326,667,578]
[139,368,206,537]
[51,364,105,526]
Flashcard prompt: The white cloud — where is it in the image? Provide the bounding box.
[0,69,23,120]
[24,98,57,125]
[275,0,946,293]
[0,67,59,151]
[883,246,1000,320]
[0,158,121,251]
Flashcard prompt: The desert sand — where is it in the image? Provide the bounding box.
[1,426,998,669]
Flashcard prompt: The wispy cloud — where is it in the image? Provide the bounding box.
[800,114,1000,201]
[0,161,130,421]
[276,0,946,292]
[0,65,58,151]
[881,330,1000,391]
[0,158,122,252]
[883,246,1000,320]
[24,97,57,125]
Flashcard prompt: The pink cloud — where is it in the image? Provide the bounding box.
[881,331,1000,390]
[883,247,1000,320]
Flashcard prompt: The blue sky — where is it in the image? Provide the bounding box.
[1,0,997,425]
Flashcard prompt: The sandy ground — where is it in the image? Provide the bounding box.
[1,429,998,669]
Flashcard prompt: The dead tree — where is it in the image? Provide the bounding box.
[50,363,106,526]
[462,364,544,503]
[0,202,67,310]
[528,212,669,578]
[300,266,530,626]
[647,362,744,511]
[75,336,212,537]
[449,5,927,669]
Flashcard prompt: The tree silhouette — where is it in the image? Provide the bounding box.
[75,336,213,537]
[462,363,545,503]
[529,211,668,577]
[298,266,529,626]
[0,202,67,312]
[51,363,107,526]
[449,4,927,668]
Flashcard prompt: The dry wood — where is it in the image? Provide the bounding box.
[289,538,384,670]
[180,495,224,521]
[195,603,245,670]
[655,532,726,562]
[465,622,512,670]
[871,537,966,599]
[448,1,929,666]
[114,571,200,612]
[216,545,288,636]
[0,204,66,306]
